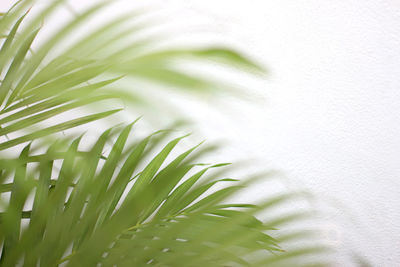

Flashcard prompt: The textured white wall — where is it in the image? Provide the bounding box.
[137,1,400,265]
[2,0,400,266]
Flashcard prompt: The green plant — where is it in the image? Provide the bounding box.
[0,1,330,266]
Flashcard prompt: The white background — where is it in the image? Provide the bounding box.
[2,1,400,266]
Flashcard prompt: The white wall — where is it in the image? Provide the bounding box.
[179,1,400,266]
[137,1,400,265]
[2,0,400,265]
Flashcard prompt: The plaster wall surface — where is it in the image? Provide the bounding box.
[1,1,399,265]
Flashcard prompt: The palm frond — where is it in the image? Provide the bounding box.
[0,0,263,152]
[0,125,329,266]
[0,1,334,266]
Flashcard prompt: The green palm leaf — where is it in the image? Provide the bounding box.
[0,1,334,266]
[0,0,263,152]
[0,126,329,266]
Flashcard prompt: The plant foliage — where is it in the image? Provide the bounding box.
[0,1,330,266]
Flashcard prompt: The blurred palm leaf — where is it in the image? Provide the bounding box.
[0,0,264,152]
[0,1,331,266]
[0,125,329,266]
